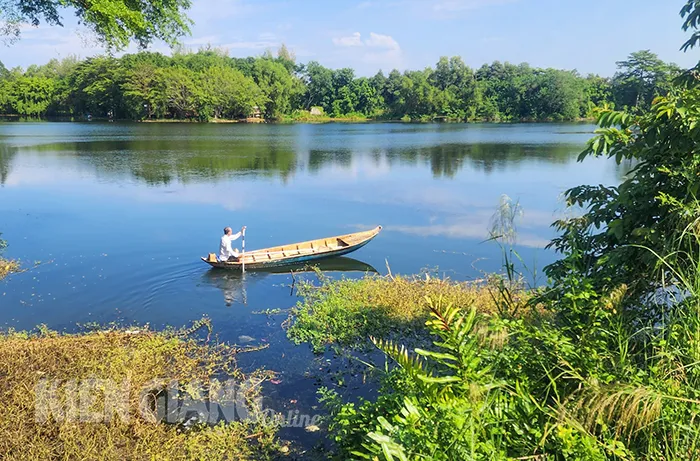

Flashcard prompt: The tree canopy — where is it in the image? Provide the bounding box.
[0,48,679,122]
[0,0,192,49]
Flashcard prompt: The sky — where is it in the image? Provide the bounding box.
[1,0,699,77]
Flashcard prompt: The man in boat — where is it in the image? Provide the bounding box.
[219,226,245,261]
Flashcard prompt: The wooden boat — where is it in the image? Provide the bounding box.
[201,226,382,270]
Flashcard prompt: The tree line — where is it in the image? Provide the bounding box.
[0,47,679,122]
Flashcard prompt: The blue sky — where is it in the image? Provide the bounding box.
[2,0,699,76]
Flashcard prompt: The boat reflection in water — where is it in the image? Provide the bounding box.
[201,256,378,306]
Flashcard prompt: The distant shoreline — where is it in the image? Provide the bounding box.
[0,115,597,124]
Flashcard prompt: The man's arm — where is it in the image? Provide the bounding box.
[231,227,246,241]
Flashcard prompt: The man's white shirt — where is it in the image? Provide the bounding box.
[219,231,241,260]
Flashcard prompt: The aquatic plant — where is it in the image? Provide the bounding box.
[0,234,20,280]
[0,321,280,460]
[286,274,513,353]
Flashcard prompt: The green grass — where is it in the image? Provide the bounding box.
[282,110,371,123]
[286,274,522,352]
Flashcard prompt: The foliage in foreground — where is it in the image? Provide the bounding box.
[317,233,700,460]
[286,274,510,353]
[0,0,191,50]
[304,3,700,458]
[0,324,279,460]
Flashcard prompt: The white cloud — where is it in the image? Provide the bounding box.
[364,32,400,51]
[332,32,400,51]
[182,32,282,54]
[389,221,551,248]
[332,32,363,47]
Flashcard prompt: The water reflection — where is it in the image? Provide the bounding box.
[0,127,593,185]
[385,143,576,177]
[17,139,297,185]
[0,142,16,185]
[201,257,378,307]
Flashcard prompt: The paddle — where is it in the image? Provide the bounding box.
[241,226,246,273]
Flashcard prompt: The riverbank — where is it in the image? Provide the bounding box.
[284,256,700,460]
[0,114,596,124]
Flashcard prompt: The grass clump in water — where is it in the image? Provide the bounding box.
[0,235,20,280]
[0,257,20,279]
[0,323,279,460]
[286,273,521,352]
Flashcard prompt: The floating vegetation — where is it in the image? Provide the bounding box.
[0,324,280,460]
[0,257,20,280]
[251,308,288,316]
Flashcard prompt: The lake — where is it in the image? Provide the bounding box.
[0,121,622,443]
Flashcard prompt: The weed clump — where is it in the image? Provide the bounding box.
[0,257,20,279]
[0,325,279,460]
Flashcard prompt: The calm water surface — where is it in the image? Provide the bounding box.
[0,122,623,444]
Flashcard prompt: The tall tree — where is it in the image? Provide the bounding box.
[303,61,334,111]
[612,50,674,111]
[199,65,264,119]
[251,58,302,119]
[157,67,200,119]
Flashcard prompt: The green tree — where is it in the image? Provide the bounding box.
[199,65,265,119]
[524,69,586,121]
[302,61,334,111]
[0,0,192,50]
[156,67,200,119]
[251,58,302,119]
[351,77,383,116]
[398,69,437,120]
[68,56,124,117]
[612,50,675,111]
[6,75,56,116]
[275,44,297,74]
[548,72,700,308]
[121,63,162,119]
[0,60,9,80]
[583,74,613,114]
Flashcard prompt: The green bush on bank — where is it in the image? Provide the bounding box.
[286,274,515,353]
[289,3,700,457]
